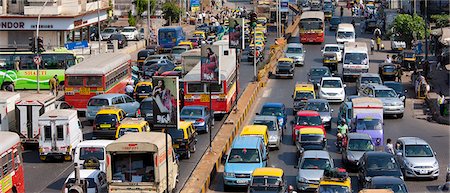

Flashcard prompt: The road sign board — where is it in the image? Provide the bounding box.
[33,56,41,65]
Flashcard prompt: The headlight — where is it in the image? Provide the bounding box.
[347,153,355,161]
[299,56,304,61]
[400,176,404,180]
[298,177,307,183]
[224,172,235,177]
[433,161,439,168]
[269,135,278,140]
[323,116,331,122]
[339,90,345,95]
[308,79,313,82]
[365,177,372,182]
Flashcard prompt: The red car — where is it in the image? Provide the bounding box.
[292,110,325,143]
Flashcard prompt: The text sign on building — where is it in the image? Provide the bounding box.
[65,41,89,50]
[280,0,289,12]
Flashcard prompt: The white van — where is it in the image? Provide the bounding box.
[38,109,83,161]
[74,140,114,172]
[342,42,369,80]
[336,23,355,46]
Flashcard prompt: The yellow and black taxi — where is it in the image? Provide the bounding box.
[273,58,295,79]
[93,107,126,139]
[248,167,286,193]
[292,83,316,113]
[378,63,399,81]
[115,118,150,139]
[166,121,198,159]
[134,81,153,102]
[398,50,416,70]
[318,168,351,193]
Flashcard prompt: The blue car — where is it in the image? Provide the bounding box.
[259,103,287,130]
[180,106,213,133]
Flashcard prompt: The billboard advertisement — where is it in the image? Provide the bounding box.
[152,76,179,129]
[201,44,220,82]
[190,0,200,12]
[280,0,289,12]
[228,18,244,49]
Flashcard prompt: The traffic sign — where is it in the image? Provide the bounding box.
[33,55,41,65]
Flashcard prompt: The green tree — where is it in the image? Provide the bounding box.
[162,1,181,25]
[430,14,450,28]
[392,14,427,48]
[128,11,136,26]
[134,0,156,16]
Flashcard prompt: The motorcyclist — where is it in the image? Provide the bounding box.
[337,120,349,149]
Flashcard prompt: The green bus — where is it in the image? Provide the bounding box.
[0,48,83,90]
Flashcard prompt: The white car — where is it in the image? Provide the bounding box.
[319,77,346,102]
[121,27,140,40]
[322,44,342,62]
[63,169,107,193]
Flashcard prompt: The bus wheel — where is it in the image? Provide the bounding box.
[2,83,14,91]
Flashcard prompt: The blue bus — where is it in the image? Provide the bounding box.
[158,26,186,52]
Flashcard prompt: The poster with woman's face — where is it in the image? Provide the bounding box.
[152,76,179,129]
[229,18,244,49]
[201,44,220,82]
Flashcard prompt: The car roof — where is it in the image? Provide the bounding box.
[68,169,101,179]
[310,66,330,70]
[397,137,428,145]
[324,44,339,47]
[252,167,283,177]
[367,83,391,90]
[179,121,193,129]
[287,43,304,48]
[123,26,136,29]
[77,140,114,147]
[253,115,278,121]
[232,136,262,149]
[306,99,328,103]
[262,103,284,108]
[297,110,320,116]
[141,97,154,102]
[91,93,125,99]
[182,106,206,110]
[370,176,405,185]
[321,77,341,81]
[365,151,394,157]
[302,150,330,159]
[360,73,381,78]
[383,81,402,86]
[347,133,372,140]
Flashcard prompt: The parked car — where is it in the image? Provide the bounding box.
[308,67,332,88]
[395,137,440,180]
[253,115,282,149]
[180,106,213,133]
[366,176,409,193]
[101,27,118,40]
[296,150,334,191]
[86,93,140,121]
[285,43,305,66]
[120,26,140,40]
[63,169,107,193]
[384,81,407,103]
[108,34,128,49]
[358,83,404,118]
[304,99,332,129]
[342,133,374,168]
[358,151,404,187]
[319,77,346,102]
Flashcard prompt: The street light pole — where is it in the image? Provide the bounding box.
[35,0,50,94]
[253,26,257,81]
[147,0,151,44]
[424,0,428,61]
[97,0,101,54]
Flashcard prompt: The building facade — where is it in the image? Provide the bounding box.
[0,0,109,48]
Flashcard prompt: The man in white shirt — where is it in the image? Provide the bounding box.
[385,138,395,154]
[385,54,392,63]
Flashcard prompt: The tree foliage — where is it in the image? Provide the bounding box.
[392,14,427,47]
[135,0,157,16]
[162,1,181,24]
[430,14,450,28]
[128,11,136,26]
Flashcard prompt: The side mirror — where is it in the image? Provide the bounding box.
[291,94,294,98]
[316,83,320,87]
[434,151,437,156]
[290,120,295,124]
[307,73,310,76]
[263,157,268,161]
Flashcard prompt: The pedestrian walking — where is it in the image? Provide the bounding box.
[370,38,375,54]
[385,138,395,154]
[397,64,403,82]
[438,92,446,116]
[49,74,58,96]
[340,6,344,17]
[376,36,381,51]
[385,54,392,63]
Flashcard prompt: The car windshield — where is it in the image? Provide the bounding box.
[405,145,434,157]
[375,89,397,98]
[356,118,382,130]
[67,178,96,188]
[110,34,123,39]
[140,100,153,110]
[122,28,135,32]
[79,147,104,160]
[319,185,351,193]
[88,98,109,106]
[118,128,139,138]
[136,85,152,93]
[103,28,115,33]
[295,91,315,100]
[344,53,368,65]
[296,115,322,126]
[167,128,184,140]
[367,156,399,170]
[251,176,281,187]
[228,148,261,163]
[348,139,374,151]
[249,187,282,193]
[253,120,277,131]
[300,134,324,142]
[172,48,187,54]
[311,68,330,76]
[361,77,381,84]
[372,183,408,193]
[277,62,291,68]
[95,114,117,123]
[287,47,302,53]
[337,31,354,39]
[301,158,331,170]
[305,102,329,112]
[325,46,340,52]
[261,107,283,116]
[181,108,203,116]
[322,80,342,88]
[383,65,396,72]
[384,83,403,93]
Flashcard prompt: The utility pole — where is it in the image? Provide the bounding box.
[147,0,151,45]
[253,26,257,81]
[424,0,428,61]
[97,0,101,54]
[36,0,50,94]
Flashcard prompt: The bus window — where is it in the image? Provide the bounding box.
[111,152,155,182]
[187,83,204,93]
[67,76,84,87]
[2,152,13,176]
[206,83,223,93]
[86,76,102,87]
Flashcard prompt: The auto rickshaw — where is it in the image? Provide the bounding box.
[399,50,416,70]
[378,63,398,81]
[248,168,286,193]
[323,52,338,72]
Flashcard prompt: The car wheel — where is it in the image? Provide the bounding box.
[205,123,209,133]
[223,184,231,192]
[185,150,191,159]
[397,113,404,118]
[191,144,196,153]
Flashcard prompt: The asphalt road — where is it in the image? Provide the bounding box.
[207,4,449,193]
[22,4,273,193]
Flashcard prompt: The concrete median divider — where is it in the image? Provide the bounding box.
[180,15,301,193]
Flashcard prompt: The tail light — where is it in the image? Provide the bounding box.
[137,109,141,117]
[196,118,205,123]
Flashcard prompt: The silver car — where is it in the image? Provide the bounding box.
[395,137,439,180]
[359,83,404,118]
[356,73,383,92]
[101,27,118,40]
[304,99,333,129]
[171,46,190,64]
[342,133,374,167]
[285,43,305,66]
[253,115,281,149]
[296,150,334,191]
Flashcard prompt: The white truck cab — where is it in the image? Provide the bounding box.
[342,42,369,81]
[336,23,355,47]
[38,109,83,162]
[74,140,113,172]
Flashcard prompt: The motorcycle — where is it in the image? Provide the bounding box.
[336,131,347,153]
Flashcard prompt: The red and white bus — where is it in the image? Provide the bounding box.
[299,11,325,43]
[64,53,131,110]
[0,131,25,193]
[182,40,238,114]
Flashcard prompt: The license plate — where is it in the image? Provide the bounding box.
[200,95,210,102]
[100,124,111,128]
[173,144,179,148]
[324,60,330,62]
[309,184,318,188]
[236,180,248,184]
[80,87,91,95]
[419,170,428,174]
[146,113,152,117]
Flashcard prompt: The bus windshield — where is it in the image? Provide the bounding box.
[300,21,323,31]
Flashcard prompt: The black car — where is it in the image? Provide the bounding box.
[142,59,175,78]
[329,16,341,31]
[308,67,332,87]
[366,176,408,193]
[138,97,154,126]
[358,152,404,187]
[384,81,407,103]
[108,34,128,49]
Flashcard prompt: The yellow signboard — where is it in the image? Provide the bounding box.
[200,95,210,103]
[80,87,91,95]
